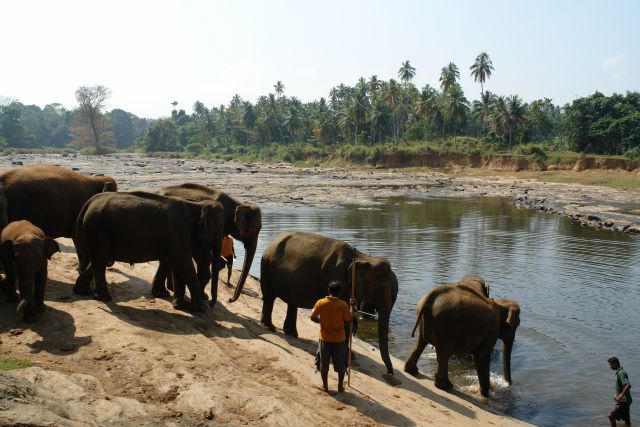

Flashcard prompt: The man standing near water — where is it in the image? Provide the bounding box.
[311,281,353,393]
[608,357,632,426]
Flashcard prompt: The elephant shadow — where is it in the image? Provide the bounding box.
[335,347,480,421]
[0,279,92,355]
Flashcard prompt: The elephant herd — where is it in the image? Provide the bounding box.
[0,163,521,398]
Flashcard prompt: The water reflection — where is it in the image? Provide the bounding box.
[235,196,640,426]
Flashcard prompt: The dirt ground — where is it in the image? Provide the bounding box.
[1,152,638,426]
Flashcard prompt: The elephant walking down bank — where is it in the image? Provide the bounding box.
[260,231,398,374]
[404,278,520,397]
[152,183,262,304]
[73,191,224,311]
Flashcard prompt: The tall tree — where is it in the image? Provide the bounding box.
[439,62,460,92]
[73,85,112,153]
[398,60,416,86]
[505,95,526,147]
[441,84,469,140]
[274,81,285,98]
[470,52,494,97]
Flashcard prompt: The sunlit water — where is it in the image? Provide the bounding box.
[234,196,640,426]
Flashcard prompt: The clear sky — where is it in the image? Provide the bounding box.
[1,0,638,118]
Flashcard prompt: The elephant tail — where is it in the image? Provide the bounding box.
[75,200,91,270]
[410,312,422,337]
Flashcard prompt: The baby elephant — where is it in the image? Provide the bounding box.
[0,220,60,322]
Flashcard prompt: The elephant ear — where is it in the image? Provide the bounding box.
[44,237,60,260]
[235,205,262,237]
[102,180,117,192]
[199,204,212,230]
[0,240,13,260]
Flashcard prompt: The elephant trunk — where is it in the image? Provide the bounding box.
[377,309,394,375]
[228,236,257,303]
[17,274,37,323]
[502,339,514,384]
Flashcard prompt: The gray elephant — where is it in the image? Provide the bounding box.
[152,183,262,304]
[73,191,224,311]
[404,279,520,397]
[260,231,398,374]
[453,274,490,298]
[0,220,60,322]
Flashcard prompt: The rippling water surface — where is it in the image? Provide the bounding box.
[235,196,640,426]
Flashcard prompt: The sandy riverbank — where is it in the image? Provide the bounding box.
[1,152,638,426]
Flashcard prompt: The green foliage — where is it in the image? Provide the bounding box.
[0,358,33,371]
[512,143,548,162]
[624,146,640,159]
[564,91,640,154]
[184,142,205,156]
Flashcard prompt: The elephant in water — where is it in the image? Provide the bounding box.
[404,277,520,397]
[260,231,398,375]
[73,191,224,311]
[0,220,60,322]
[152,183,261,304]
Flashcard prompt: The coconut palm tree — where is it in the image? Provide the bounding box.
[472,90,495,133]
[274,81,285,98]
[415,85,438,141]
[368,75,381,95]
[470,52,494,97]
[439,62,460,92]
[398,60,416,87]
[441,84,469,140]
[505,94,526,148]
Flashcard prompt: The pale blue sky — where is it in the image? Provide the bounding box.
[1,0,637,118]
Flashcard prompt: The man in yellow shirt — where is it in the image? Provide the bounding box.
[310,281,354,393]
[219,235,235,287]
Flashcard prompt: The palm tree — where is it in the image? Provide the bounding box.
[505,95,526,148]
[415,85,438,141]
[274,81,285,98]
[471,90,495,133]
[441,84,469,140]
[398,60,416,86]
[488,95,508,143]
[383,79,401,143]
[470,52,494,97]
[439,62,460,92]
[368,75,381,95]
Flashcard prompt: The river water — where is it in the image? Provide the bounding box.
[235,196,640,426]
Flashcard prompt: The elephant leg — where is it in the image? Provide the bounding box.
[171,269,188,310]
[473,351,492,397]
[260,280,276,331]
[73,264,94,295]
[1,263,18,302]
[404,335,429,375]
[34,267,47,313]
[151,260,171,298]
[434,349,454,391]
[92,261,112,302]
[283,304,298,337]
[169,256,205,312]
[209,275,219,308]
[73,235,89,272]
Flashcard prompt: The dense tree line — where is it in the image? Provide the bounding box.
[0,100,150,151]
[1,53,639,158]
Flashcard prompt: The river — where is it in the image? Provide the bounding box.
[235,196,640,426]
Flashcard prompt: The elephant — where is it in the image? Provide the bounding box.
[152,183,262,304]
[453,274,490,298]
[0,164,116,269]
[73,191,224,311]
[260,231,398,375]
[403,280,520,397]
[0,220,60,322]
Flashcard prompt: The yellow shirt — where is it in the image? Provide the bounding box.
[221,236,234,258]
[310,296,353,343]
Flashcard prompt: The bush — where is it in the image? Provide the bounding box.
[624,146,640,160]
[512,144,548,161]
[185,142,205,156]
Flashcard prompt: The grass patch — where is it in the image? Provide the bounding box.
[0,358,33,371]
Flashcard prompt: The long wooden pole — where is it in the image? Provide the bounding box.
[348,246,356,387]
